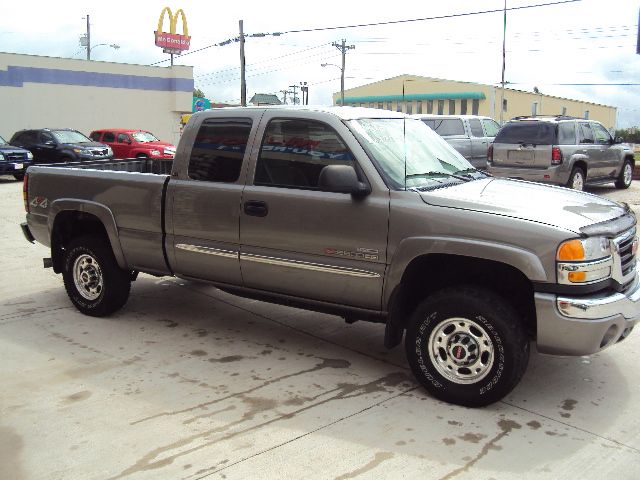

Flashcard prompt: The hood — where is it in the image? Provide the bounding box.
[0,144,30,153]
[63,141,109,149]
[419,177,630,234]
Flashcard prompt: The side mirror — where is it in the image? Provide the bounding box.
[318,165,370,197]
[43,140,55,147]
[615,136,624,144]
[127,139,132,145]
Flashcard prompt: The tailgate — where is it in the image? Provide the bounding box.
[492,143,552,168]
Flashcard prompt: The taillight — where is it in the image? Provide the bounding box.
[23,173,29,213]
[487,144,494,162]
[551,146,563,165]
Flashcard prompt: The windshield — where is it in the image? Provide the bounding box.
[52,130,92,144]
[347,118,474,189]
[0,135,6,145]
[132,131,159,143]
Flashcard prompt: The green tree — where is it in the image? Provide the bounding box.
[193,88,205,98]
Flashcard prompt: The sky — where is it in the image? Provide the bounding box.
[2,0,639,128]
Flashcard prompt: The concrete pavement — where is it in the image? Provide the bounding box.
[1,177,639,479]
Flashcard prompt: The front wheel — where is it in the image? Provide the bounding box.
[13,172,24,181]
[615,160,633,189]
[404,287,529,407]
[62,235,131,316]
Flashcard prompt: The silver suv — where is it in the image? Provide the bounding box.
[413,115,500,169]
[487,116,634,190]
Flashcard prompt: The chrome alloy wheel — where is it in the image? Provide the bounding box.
[623,163,633,186]
[427,317,495,384]
[73,254,104,301]
[571,171,584,191]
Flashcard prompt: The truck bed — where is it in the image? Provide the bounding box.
[36,157,173,174]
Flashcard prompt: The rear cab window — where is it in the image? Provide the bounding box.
[481,119,500,137]
[429,119,465,137]
[102,132,116,142]
[254,118,355,190]
[188,117,253,183]
[468,119,484,137]
[494,122,557,145]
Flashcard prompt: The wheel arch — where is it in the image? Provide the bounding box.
[385,253,537,349]
[49,200,127,273]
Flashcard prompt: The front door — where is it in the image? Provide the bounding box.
[167,113,262,284]
[239,115,389,310]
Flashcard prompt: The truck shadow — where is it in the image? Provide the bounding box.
[1,275,633,478]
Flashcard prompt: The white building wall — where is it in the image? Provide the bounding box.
[0,53,193,146]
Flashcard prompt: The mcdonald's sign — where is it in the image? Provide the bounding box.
[154,7,191,54]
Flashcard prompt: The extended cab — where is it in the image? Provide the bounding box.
[21,107,640,407]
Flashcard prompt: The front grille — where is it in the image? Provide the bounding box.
[90,149,108,156]
[617,230,637,276]
[6,152,26,161]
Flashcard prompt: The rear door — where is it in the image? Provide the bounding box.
[577,122,601,178]
[432,118,472,160]
[239,112,389,310]
[468,118,488,168]
[166,111,263,284]
[591,122,619,178]
[114,133,131,159]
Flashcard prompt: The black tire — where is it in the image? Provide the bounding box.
[404,286,529,407]
[13,172,24,181]
[62,235,131,316]
[567,167,585,191]
[615,160,633,189]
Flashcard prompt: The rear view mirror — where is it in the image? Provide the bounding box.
[615,136,624,144]
[318,165,370,197]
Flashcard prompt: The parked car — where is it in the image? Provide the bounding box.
[0,134,32,180]
[21,106,639,407]
[10,129,113,164]
[413,114,500,169]
[487,115,634,190]
[89,129,176,160]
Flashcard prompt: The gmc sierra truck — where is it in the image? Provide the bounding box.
[21,106,640,407]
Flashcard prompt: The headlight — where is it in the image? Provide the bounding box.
[26,151,33,160]
[73,148,84,154]
[106,147,113,155]
[0,153,4,160]
[557,237,612,284]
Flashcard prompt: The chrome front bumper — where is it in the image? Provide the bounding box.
[535,267,640,355]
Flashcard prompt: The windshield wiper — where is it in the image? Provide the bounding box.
[454,168,491,178]
[407,171,470,182]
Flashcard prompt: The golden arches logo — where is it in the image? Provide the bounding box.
[157,7,189,37]
[154,6,191,52]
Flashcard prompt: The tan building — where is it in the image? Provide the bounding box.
[333,75,617,129]
[0,52,193,145]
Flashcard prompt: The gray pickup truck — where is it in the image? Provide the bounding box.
[21,106,639,407]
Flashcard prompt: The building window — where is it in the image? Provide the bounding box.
[397,102,402,112]
[584,110,589,119]
[472,99,479,115]
[448,99,456,115]
[386,101,392,110]
[416,101,422,114]
[369,102,375,108]
[460,99,467,115]
[502,98,508,112]
[377,102,383,109]
[532,102,538,116]
[406,102,413,114]
[427,100,434,114]
[562,106,567,116]
[437,100,444,115]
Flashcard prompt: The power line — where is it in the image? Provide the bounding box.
[150,0,583,65]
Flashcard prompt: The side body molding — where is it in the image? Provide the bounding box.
[49,199,127,269]
[383,235,548,306]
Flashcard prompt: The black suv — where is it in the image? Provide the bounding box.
[10,128,113,164]
[0,134,33,180]
[487,116,634,190]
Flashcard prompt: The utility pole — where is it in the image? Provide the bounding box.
[239,20,247,107]
[86,14,91,60]
[300,82,308,105]
[499,0,506,124]
[332,39,355,105]
[280,89,289,105]
[289,84,299,105]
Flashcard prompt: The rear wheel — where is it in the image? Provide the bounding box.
[567,167,585,191]
[404,286,529,407]
[13,172,24,181]
[62,235,131,316]
[615,160,633,189]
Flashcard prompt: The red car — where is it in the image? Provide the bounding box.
[89,129,176,159]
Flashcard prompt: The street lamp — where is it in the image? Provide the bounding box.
[89,43,120,59]
[321,63,344,105]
